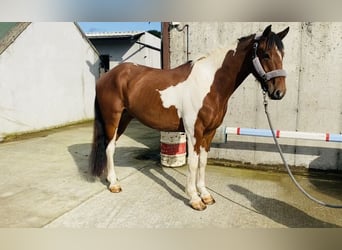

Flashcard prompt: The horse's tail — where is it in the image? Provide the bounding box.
[89,97,107,177]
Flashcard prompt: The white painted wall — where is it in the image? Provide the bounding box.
[121,32,161,68]
[90,32,161,69]
[0,22,100,140]
[138,32,161,68]
[169,22,342,170]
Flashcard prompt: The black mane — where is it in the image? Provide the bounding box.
[238,32,284,51]
[267,32,284,51]
[238,34,254,43]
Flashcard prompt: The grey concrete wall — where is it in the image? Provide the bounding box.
[0,22,100,141]
[169,22,342,170]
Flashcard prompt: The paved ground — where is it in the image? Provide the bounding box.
[0,120,341,228]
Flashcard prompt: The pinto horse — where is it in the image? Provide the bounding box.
[90,25,289,211]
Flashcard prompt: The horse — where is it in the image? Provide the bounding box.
[89,25,290,211]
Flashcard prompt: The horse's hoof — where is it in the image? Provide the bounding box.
[109,184,122,193]
[190,200,207,211]
[202,195,216,205]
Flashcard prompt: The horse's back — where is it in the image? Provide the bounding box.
[97,61,193,103]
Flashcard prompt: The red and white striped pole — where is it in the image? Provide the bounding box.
[225,127,342,143]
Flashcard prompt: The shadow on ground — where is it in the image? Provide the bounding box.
[228,184,340,228]
[68,143,92,180]
[68,118,160,178]
[68,143,158,175]
[140,163,189,205]
[68,142,189,206]
[213,140,342,201]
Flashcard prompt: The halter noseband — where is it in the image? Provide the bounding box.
[252,39,287,92]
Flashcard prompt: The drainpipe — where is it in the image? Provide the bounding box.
[170,22,189,62]
[161,22,170,69]
[162,22,190,69]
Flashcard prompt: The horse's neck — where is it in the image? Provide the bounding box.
[216,38,254,101]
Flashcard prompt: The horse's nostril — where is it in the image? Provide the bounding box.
[272,89,283,100]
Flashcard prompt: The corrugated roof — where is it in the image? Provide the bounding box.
[86,31,144,39]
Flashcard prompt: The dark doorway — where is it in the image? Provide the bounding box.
[99,54,110,72]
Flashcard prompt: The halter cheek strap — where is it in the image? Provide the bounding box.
[252,42,287,88]
[252,56,287,82]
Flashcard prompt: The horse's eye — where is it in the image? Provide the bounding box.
[262,53,271,59]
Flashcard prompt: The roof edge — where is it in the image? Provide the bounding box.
[0,22,31,55]
[73,22,100,56]
[86,31,145,39]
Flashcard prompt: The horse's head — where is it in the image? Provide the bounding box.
[252,25,289,100]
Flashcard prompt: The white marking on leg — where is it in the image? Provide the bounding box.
[106,129,118,187]
[184,135,200,203]
[197,146,210,198]
[185,147,201,203]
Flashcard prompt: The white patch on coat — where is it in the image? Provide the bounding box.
[276,46,283,61]
[158,47,230,144]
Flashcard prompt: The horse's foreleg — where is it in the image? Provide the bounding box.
[106,128,122,193]
[197,147,215,205]
[185,141,207,211]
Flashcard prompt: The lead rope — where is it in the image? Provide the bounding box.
[262,91,342,208]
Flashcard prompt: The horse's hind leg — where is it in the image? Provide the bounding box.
[105,113,123,193]
[105,110,133,193]
[117,109,134,139]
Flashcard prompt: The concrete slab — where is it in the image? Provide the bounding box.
[0,120,341,228]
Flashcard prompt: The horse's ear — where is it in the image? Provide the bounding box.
[277,27,290,40]
[262,25,272,37]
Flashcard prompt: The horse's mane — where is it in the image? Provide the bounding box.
[239,32,284,51]
[190,46,231,67]
[238,34,255,43]
[267,32,284,50]
[190,30,284,67]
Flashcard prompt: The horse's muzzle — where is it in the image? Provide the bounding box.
[269,88,285,100]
